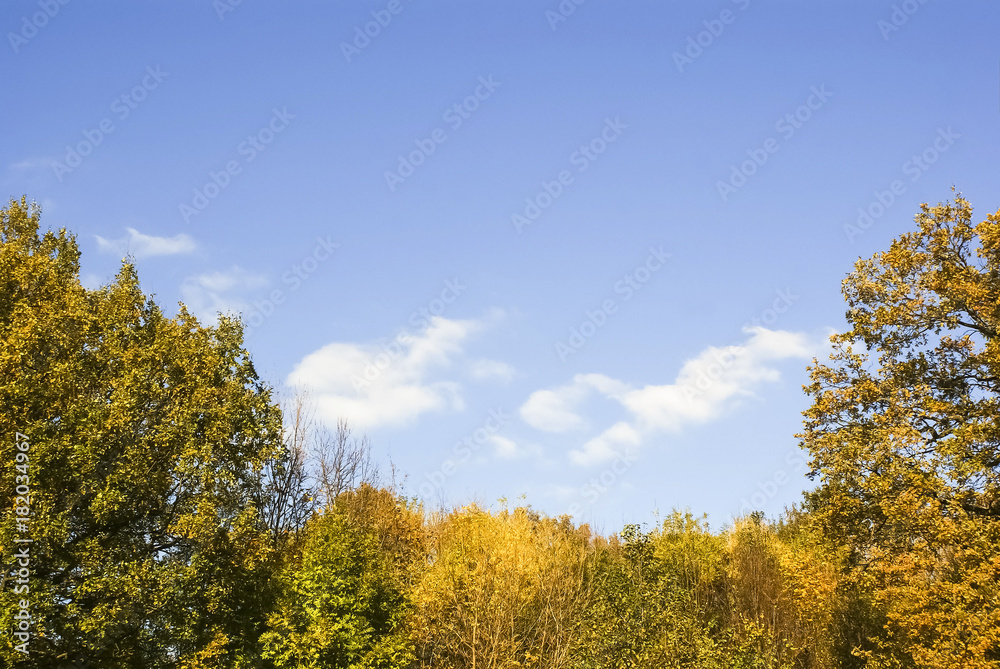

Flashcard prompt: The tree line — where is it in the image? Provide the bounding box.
[1,194,998,667]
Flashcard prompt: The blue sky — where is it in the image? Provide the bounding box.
[3,0,998,530]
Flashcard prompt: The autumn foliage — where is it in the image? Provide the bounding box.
[2,194,1000,667]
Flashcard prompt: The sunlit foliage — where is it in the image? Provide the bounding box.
[801,193,1000,667]
[3,194,999,667]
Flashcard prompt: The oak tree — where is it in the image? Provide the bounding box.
[800,194,1000,667]
[0,198,286,667]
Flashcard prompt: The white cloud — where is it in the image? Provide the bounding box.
[488,435,550,464]
[287,315,502,430]
[521,327,824,466]
[469,358,515,382]
[180,266,268,324]
[490,435,522,459]
[570,421,641,466]
[520,385,589,433]
[79,273,104,290]
[96,227,196,258]
[621,327,818,432]
[520,373,630,433]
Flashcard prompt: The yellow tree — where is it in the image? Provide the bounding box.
[410,504,589,669]
[725,516,838,669]
[800,194,1000,667]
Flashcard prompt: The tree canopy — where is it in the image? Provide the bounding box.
[801,193,1000,667]
[0,197,286,666]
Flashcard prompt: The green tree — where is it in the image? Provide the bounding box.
[261,485,420,669]
[574,517,727,669]
[800,194,1000,667]
[0,198,285,667]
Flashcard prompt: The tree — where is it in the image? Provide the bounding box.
[0,198,286,667]
[254,392,319,548]
[313,417,378,509]
[575,518,726,668]
[411,504,589,669]
[800,194,1000,667]
[261,485,421,669]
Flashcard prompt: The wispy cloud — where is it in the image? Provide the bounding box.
[3,158,56,191]
[8,158,51,172]
[490,435,522,459]
[287,314,508,430]
[520,327,826,466]
[621,327,818,433]
[180,266,268,324]
[571,421,641,466]
[96,227,196,258]
[520,373,630,433]
[79,273,104,290]
[469,358,515,382]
